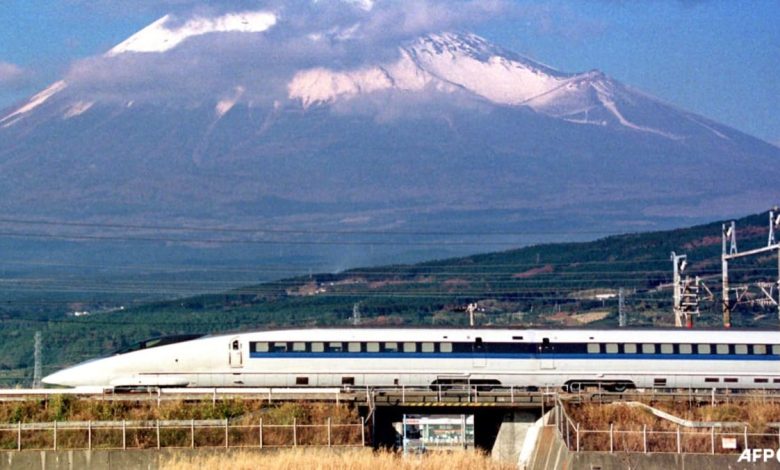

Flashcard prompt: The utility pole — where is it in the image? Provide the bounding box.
[671,252,687,327]
[352,302,361,326]
[618,288,626,327]
[32,332,41,388]
[773,209,780,322]
[721,223,734,328]
[466,303,477,327]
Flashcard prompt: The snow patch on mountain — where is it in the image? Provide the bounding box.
[107,11,277,56]
[63,101,94,119]
[1,80,67,127]
[684,115,730,140]
[289,32,576,109]
[215,86,245,118]
[288,48,457,107]
[588,81,680,139]
[405,33,570,105]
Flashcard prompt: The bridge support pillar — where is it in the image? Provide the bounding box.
[490,411,539,464]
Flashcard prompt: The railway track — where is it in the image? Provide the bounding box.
[1,387,778,407]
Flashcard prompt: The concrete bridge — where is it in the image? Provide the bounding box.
[2,388,778,468]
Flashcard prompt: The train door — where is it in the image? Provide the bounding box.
[229,338,243,368]
[472,337,486,368]
[539,337,555,370]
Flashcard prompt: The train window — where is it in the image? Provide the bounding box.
[366,342,380,353]
[342,377,355,386]
[697,344,711,354]
[679,344,692,354]
[403,342,417,353]
[328,342,343,353]
[348,342,361,353]
[311,342,324,353]
[272,342,287,353]
[605,343,618,354]
[716,344,729,355]
[653,378,667,387]
[724,378,738,383]
[623,343,637,354]
[254,342,269,353]
[384,342,398,352]
[642,344,655,354]
[587,344,600,354]
[704,377,719,383]
[232,340,240,351]
[296,377,309,385]
[440,342,453,353]
[753,345,767,355]
[292,342,306,352]
[772,345,780,355]
[755,378,769,383]
[734,344,748,355]
[421,342,434,353]
[660,344,673,354]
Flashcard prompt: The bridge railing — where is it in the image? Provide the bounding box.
[0,417,365,452]
[368,385,559,408]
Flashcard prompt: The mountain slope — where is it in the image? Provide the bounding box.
[0,18,779,276]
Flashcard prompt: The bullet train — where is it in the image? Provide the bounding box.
[42,327,780,391]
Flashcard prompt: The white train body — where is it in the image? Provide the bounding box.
[43,328,780,390]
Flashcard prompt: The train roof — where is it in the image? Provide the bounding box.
[195,326,780,344]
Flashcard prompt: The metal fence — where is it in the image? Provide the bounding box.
[0,418,364,451]
[555,399,780,454]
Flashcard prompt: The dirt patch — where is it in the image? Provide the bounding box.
[513,264,554,278]
[570,311,610,324]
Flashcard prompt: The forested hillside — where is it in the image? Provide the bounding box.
[1,210,778,386]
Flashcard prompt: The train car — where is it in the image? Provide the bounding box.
[42,327,780,391]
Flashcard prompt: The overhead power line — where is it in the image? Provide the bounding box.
[0,217,629,237]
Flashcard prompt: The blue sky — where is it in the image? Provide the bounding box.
[1,0,778,144]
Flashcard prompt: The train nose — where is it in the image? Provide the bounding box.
[41,370,73,387]
[42,369,81,387]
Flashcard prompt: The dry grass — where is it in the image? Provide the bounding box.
[0,398,358,424]
[568,398,780,432]
[0,400,361,451]
[162,448,513,470]
[565,397,780,453]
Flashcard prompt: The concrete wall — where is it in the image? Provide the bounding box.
[490,411,538,464]
[0,449,268,470]
[570,452,780,470]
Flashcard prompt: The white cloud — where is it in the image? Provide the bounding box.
[61,0,515,106]
[0,62,26,86]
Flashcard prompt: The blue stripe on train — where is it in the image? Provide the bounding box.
[249,352,780,361]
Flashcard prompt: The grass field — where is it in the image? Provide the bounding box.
[162,448,513,470]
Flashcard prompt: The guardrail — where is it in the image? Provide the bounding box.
[554,398,780,454]
[0,418,364,452]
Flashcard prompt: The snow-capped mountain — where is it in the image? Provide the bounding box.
[290,33,572,108]
[2,26,740,143]
[1,15,779,272]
